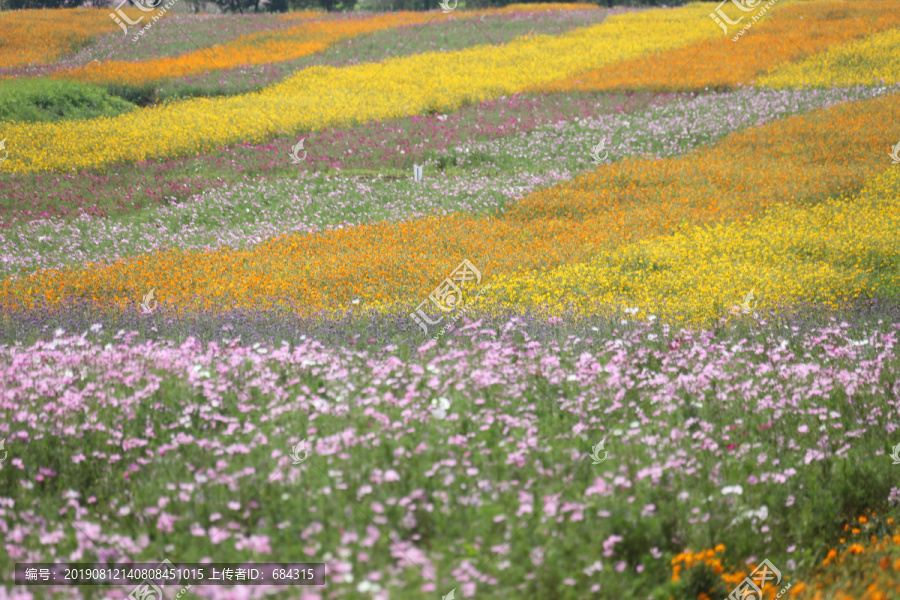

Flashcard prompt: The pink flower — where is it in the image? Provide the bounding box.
[235,534,271,555]
[585,477,610,497]
[156,512,179,533]
[602,534,623,557]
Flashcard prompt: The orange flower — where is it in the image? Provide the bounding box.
[51,4,598,87]
[54,12,434,87]
[847,544,864,554]
[4,89,898,317]
[0,8,141,69]
[537,0,900,93]
[859,516,868,524]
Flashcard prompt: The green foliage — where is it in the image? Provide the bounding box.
[105,82,160,107]
[0,78,137,124]
[284,0,357,12]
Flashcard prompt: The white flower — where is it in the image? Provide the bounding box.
[54,328,65,337]
[430,397,451,420]
[90,324,103,333]
[722,485,743,496]
[357,581,381,593]
[734,505,768,523]
[624,307,639,315]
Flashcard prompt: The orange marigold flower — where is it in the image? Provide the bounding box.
[851,528,861,534]
[714,544,725,552]
[859,516,868,523]
[790,582,807,596]
[848,543,864,554]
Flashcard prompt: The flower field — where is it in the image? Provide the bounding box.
[1,1,900,599]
